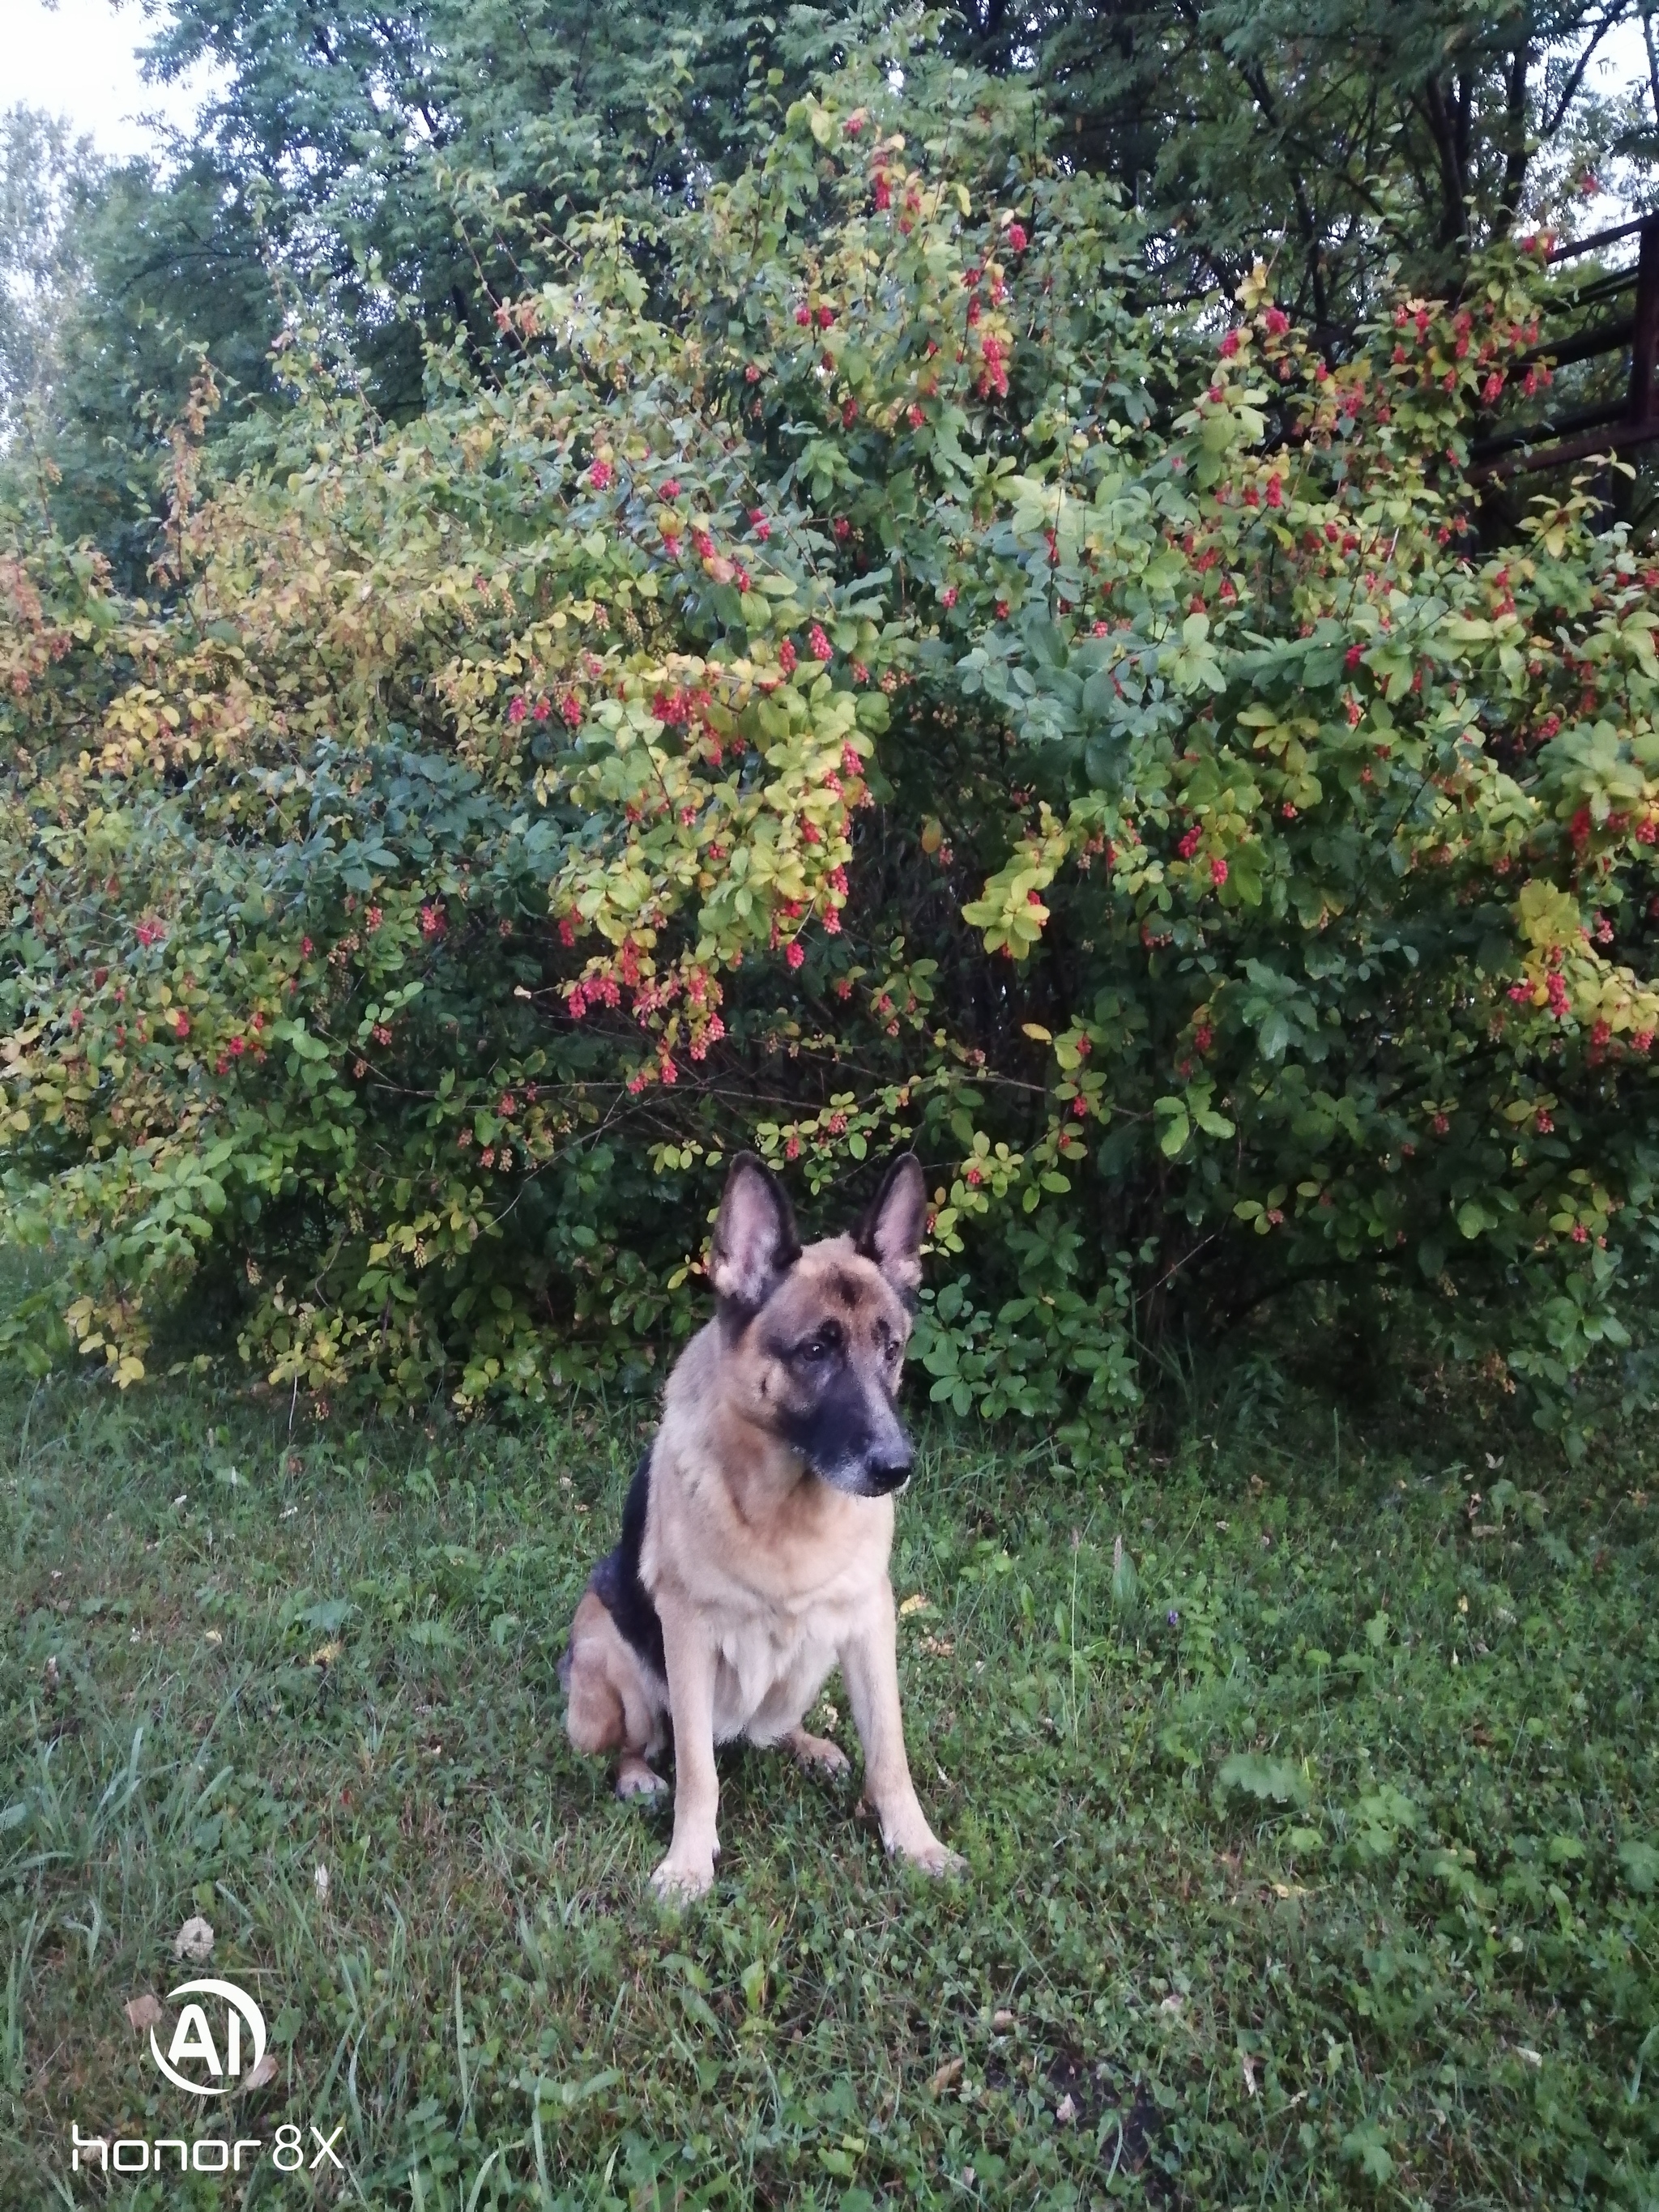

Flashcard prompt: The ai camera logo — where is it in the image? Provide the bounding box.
[150,1979,267,2097]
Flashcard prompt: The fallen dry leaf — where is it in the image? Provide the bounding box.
[173,1916,214,1963]
[309,1640,343,1667]
[1241,2051,1258,2097]
[929,2056,965,2095]
[991,2008,1016,2031]
[1159,1993,1184,2014]
[240,2052,279,2092]
[125,1993,162,2032]
[898,1593,932,1617]
[1055,2092,1077,2124]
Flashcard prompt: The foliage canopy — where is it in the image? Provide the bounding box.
[6,53,1659,1443]
[6,0,1655,559]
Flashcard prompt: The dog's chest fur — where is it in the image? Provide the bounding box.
[705,1583,868,1743]
[639,1338,896,1743]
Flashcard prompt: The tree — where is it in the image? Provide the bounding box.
[12,1,1648,587]
[27,153,283,582]
[0,109,100,445]
[950,0,1655,334]
[136,0,881,413]
[2,2,882,576]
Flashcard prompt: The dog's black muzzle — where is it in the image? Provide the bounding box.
[859,1453,914,1496]
[794,1380,914,1498]
[816,1445,913,1498]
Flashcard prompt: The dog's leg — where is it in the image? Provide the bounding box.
[778,1727,851,1776]
[615,1670,667,1797]
[651,1607,720,1902]
[616,1751,667,1797]
[565,1592,669,1797]
[745,1670,849,1776]
[564,1594,626,1758]
[840,1583,964,1877]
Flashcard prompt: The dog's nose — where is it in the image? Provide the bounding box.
[867,1452,913,1494]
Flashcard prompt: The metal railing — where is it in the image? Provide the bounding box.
[1471,212,1659,480]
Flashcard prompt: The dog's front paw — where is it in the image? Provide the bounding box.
[650,1852,715,1904]
[893,1835,966,1878]
[783,1727,851,1777]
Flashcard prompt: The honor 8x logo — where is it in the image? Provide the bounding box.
[70,1978,344,2182]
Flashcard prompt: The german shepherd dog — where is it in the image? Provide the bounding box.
[559,1151,961,1900]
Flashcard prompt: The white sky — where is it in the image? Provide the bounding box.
[0,0,218,161]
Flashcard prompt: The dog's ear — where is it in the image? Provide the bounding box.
[853,1153,928,1294]
[709,1153,801,1311]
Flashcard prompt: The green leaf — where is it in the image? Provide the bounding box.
[1618,1841,1659,1893]
[1341,2127,1396,2184]
[1214,1753,1311,1809]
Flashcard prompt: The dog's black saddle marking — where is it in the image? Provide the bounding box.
[589,1449,666,1681]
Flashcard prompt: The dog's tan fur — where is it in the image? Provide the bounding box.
[561,1154,958,1900]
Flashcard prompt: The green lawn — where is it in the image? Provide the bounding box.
[2,1370,1657,2209]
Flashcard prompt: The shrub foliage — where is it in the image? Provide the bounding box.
[5,64,1659,1441]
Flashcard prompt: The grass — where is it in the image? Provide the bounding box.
[1,1365,1657,2209]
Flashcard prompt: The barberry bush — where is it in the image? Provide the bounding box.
[4,58,1659,1447]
